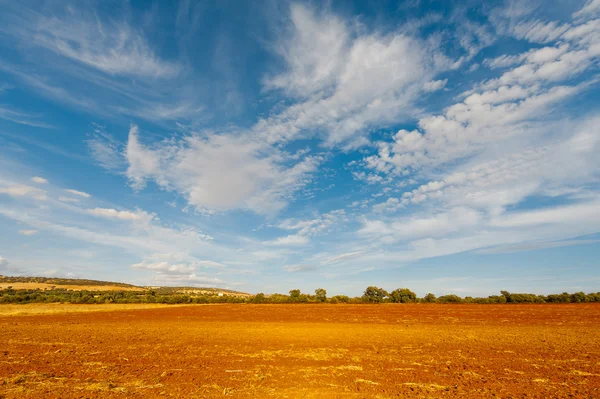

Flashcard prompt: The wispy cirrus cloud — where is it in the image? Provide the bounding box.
[7,6,180,78]
[0,105,53,128]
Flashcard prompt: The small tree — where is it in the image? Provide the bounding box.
[423,293,436,303]
[250,293,265,304]
[389,288,417,303]
[437,294,463,303]
[362,286,388,303]
[315,288,327,302]
[571,291,587,303]
[289,289,301,299]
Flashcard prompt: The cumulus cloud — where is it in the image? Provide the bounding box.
[124,125,321,214]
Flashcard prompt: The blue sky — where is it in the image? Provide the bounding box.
[1,0,599,296]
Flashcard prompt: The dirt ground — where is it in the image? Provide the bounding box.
[1,304,599,398]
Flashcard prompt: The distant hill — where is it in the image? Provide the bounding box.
[144,286,251,297]
[0,276,250,296]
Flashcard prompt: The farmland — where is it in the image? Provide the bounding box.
[1,304,599,398]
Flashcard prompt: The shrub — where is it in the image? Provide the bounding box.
[437,294,463,304]
[422,293,436,303]
[315,288,327,303]
[362,286,388,303]
[389,288,417,303]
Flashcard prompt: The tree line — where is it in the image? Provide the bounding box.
[1,286,599,305]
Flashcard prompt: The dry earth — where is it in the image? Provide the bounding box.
[0,304,599,398]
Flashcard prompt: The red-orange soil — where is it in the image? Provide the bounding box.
[1,304,599,398]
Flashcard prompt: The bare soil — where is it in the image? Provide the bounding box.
[1,304,599,398]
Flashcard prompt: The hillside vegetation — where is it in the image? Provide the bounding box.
[0,278,599,305]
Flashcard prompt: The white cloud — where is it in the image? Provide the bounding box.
[282,264,316,273]
[0,206,215,257]
[87,207,155,224]
[278,209,346,236]
[31,176,48,184]
[345,5,600,268]
[0,105,53,128]
[131,253,225,286]
[65,189,91,198]
[364,82,586,177]
[150,273,225,286]
[0,255,24,275]
[490,201,600,228]
[267,209,346,246]
[573,0,600,21]
[18,229,38,236]
[29,9,180,78]
[476,239,600,254]
[58,196,80,203]
[257,3,449,146]
[0,184,47,200]
[372,113,600,216]
[263,4,349,97]
[267,234,310,246]
[319,250,367,265]
[87,131,124,170]
[125,125,321,214]
[360,207,482,243]
[423,79,448,92]
[512,20,571,44]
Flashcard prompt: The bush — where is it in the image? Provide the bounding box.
[389,288,417,303]
[361,286,388,303]
[249,293,265,304]
[331,295,350,303]
[315,288,327,302]
[422,293,436,303]
[437,294,463,304]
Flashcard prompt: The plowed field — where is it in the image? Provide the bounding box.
[1,304,599,398]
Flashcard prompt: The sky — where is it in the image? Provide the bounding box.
[0,0,599,297]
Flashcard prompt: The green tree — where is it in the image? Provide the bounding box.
[250,293,266,304]
[289,289,301,298]
[362,286,388,303]
[437,294,463,303]
[389,288,417,303]
[423,293,436,303]
[315,288,327,302]
[571,291,587,303]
